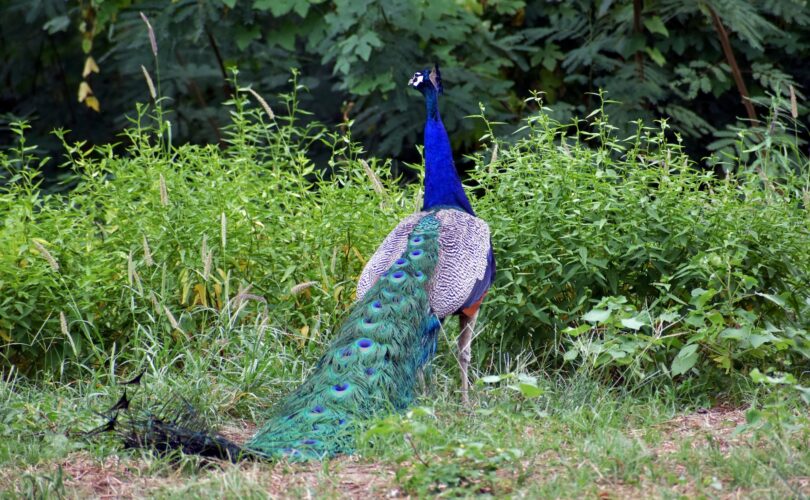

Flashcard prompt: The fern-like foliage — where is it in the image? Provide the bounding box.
[1,0,808,168]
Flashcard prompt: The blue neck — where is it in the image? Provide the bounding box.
[421,90,474,215]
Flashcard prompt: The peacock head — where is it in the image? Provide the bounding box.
[408,65,443,94]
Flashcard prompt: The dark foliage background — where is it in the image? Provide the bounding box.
[2,0,809,180]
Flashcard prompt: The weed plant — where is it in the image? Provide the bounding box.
[1,76,808,398]
[471,95,810,392]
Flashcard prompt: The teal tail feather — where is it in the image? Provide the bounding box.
[245,214,442,460]
[91,215,444,462]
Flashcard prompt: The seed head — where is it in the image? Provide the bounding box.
[163,306,180,331]
[245,87,274,120]
[33,240,59,272]
[143,234,154,266]
[60,312,69,336]
[141,65,157,100]
[360,159,385,196]
[291,281,318,295]
[220,212,227,249]
[159,174,168,206]
[140,12,158,57]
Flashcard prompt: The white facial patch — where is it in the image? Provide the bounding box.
[408,73,424,87]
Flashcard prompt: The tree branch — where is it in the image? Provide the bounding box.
[708,6,759,126]
[633,0,645,81]
[205,26,233,96]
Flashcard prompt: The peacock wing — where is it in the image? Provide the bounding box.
[356,211,427,300]
[357,209,492,319]
[429,209,493,318]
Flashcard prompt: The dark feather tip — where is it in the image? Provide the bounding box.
[84,413,118,436]
[121,369,146,385]
[107,390,130,412]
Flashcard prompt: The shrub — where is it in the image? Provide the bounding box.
[0,79,414,374]
[1,84,808,391]
[471,98,810,384]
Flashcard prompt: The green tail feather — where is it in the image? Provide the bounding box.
[245,215,442,460]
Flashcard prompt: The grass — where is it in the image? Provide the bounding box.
[1,317,809,498]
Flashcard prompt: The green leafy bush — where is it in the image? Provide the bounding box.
[471,98,810,383]
[1,82,808,391]
[0,77,415,373]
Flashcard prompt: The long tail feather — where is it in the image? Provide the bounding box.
[121,369,146,385]
[84,413,118,436]
[91,214,444,462]
[245,214,442,460]
[87,389,251,463]
[120,395,250,462]
[108,390,131,411]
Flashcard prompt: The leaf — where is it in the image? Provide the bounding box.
[749,334,774,348]
[235,26,261,51]
[253,0,275,11]
[480,375,503,384]
[77,82,92,102]
[43,15,70,34]
[645,46,666,66]
[689,288,717,308]
[273,23,298,51]
[563,349,578,361]
[597,0,614,17]
[620,317,644,330]
[658,311,679,322]
[517,382,544,399]
[756,292,786,309]
[255,0,300,17]
[582,309,610,323]
[192,283,208,307]
[750,368,796,385]
[564,324,590,336]
[356,32,382,62]
[720,327,749,341]
[796,386,810,405]
[84,96,100,112]
[294,1,311,16]
[222,0,237,7]
[82,56,100,78]
[671,344,699,376]
[410,406,434,417]
[643,16,669,37]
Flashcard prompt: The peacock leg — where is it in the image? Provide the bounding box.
[458,310,478,405]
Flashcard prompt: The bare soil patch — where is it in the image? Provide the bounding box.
[647,404,749,456]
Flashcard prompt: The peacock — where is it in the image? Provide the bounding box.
[90,65,496,462]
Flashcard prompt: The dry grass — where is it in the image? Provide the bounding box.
[17,453,400,499]
[640,404,749,456]
[57,454,163,499]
